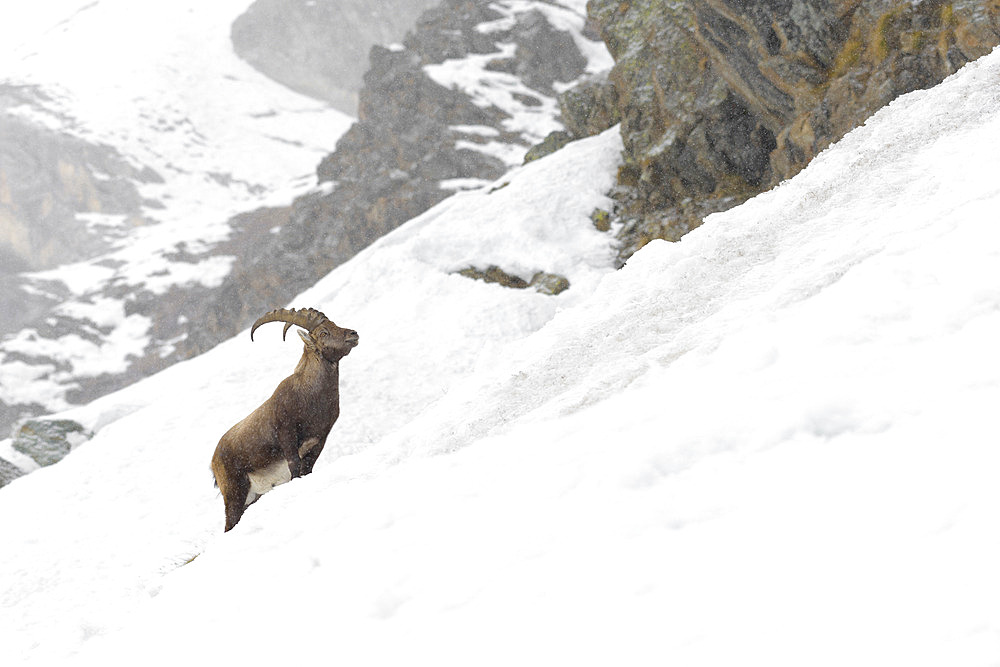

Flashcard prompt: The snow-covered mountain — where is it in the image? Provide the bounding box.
[0,0,353,428]
[0,0,608,439]
[1,38,998,667]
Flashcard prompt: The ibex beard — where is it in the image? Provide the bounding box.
[211,307,358,532]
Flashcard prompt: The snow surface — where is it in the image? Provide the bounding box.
[2,42,1000,667]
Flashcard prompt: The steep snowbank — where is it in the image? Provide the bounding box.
[2,46,999,666]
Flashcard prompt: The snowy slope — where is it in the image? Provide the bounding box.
[2,45,1000,666]
[0,0,352,414]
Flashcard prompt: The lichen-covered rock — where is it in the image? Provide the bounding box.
[586,0,779,262]
[11,419,92,468]
[456,266,571,295]
[558,71,621,139]
[694,0,1000,182]
[0,456,24,488]
[590,208,611,232]
[524,130,573,163]
[588,0,1000,263]
[458,265,531,289]
[528,272,571,296]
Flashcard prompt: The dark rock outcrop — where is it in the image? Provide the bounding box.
[585,0,1000,262]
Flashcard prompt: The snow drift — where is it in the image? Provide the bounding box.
[1,45,999,666]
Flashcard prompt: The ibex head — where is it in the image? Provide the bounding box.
[250,307,359,363]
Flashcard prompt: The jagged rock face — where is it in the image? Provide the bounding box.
[695,0,1000,179]
[178,0,599,356]
[231,0,441,114]
[587,0,1000,262]
[586,0,779,256]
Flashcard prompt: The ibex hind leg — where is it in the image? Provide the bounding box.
[222,473,251,532]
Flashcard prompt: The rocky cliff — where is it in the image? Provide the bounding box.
[580,0,1000,262]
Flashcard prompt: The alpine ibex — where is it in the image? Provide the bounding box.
[211,307,359,531]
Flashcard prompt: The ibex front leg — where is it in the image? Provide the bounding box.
[277,425,303,479]
[299,437,326,476]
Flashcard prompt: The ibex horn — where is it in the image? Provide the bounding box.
[250,308,330,341]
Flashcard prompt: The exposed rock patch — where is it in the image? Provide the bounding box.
[457,265,571,295]
[11,418,92,468]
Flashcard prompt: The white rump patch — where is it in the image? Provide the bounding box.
[245,460,291,507]
[242,439,319,507]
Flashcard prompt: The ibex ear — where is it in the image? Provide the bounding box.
[298,328,317,352]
